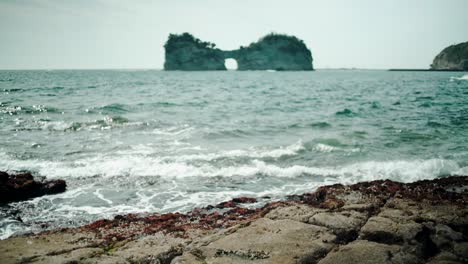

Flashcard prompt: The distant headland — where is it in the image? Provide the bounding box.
[431,41,468,71]
[164,33,313,71]
[390,41,468,72]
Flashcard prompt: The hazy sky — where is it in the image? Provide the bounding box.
[1,0,467,69]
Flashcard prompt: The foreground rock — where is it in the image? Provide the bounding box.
[0,171,66,204]
[1,176,467,263]
[431,41,468,71]
[164,33,313,71]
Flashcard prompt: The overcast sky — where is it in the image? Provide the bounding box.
[1,0,467,69]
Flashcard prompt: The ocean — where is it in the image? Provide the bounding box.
[1,70,467,239]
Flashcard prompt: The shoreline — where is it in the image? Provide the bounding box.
[1,176,467,263]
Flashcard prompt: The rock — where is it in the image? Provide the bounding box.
[453,242,468,260]
[1,176,467,263]
[164,32,314,71]
[0,171,66,204]
[317,240,420,264]
[431,41,468,71]
[430,224,463,250]
[427,251,463,264]
[215,197,257,209]
[197,218,336,263]
[265,204,324,223]
[359,216,422,244]
[0,231,101,264]
[109,234,185,263]
[309,210,368,242]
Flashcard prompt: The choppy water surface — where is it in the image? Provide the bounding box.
[1,70,468,239]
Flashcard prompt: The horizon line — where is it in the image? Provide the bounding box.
[0,67,421,71]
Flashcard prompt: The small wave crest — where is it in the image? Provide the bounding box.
[18,116,138,132]
[335,108,356,117]
[450,74,468,81]
[0,104,60,115]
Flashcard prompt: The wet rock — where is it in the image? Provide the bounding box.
[0,171,66,204]
[215,197,257,209]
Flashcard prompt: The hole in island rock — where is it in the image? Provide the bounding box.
[224,58,238,70]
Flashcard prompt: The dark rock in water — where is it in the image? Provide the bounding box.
[164,32,313,71]
[431,41,468,71]
[215,197,257,209]
[0,171,66,204]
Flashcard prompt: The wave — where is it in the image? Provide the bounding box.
[96,103,129,114]
[335,108,356,116]
[450,74,468,81]
[0,104,60,115]
[309,122,332,128]
[14,116,140,132]
[0,150,462,183]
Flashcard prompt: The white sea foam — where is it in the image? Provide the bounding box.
[93,189,113,205]
[313,143,337,152]
[0,151,460,183]
[151,125,194,136]
[450,74,468,81]
[0,219,29,240]
[170,140,304,161]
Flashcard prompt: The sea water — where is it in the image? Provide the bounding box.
[1,70,467,239]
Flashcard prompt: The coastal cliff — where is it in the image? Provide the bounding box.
[1,176,467,263]
[164,33,314,71]
[431,41,468,71]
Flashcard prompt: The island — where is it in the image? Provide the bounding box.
[431,41,468,71]
[164,33,314,71]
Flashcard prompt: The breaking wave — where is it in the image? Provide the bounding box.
[0,150,462,183]
[450,74,468,81]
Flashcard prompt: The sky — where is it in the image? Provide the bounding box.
[0,0,467,69]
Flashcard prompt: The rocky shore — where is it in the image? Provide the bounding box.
[0,176,467,263]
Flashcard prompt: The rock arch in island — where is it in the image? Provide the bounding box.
[164,33,314,71]
[224,58,238,70]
